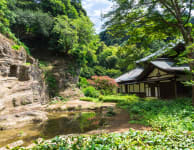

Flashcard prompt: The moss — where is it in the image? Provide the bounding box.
[45,72,58,97]
[12,44,20,50]
[24,62,31,66]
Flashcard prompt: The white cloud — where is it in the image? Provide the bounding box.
[82,1,194,33]
[82,0,113,33]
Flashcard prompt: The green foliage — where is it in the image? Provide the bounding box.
[12,44,20,50]
[41,0,67,17]
[45,73,58,97]
[39,61,50,69]
[24,62,31,66]
[104,0,194,87]
[50,15,95,64]
[0,0,11,33]
[93,66,106,76]
[78,77,88,88]
[12,9,53,38]
[80,43,121,78]
[106,69,122,78]
[12,129,194,149]
[11,96,194,149]
[118,97,194,132]
[99,95,139,103]
[81,95,139,103]
[83,86,100,98]
[78,112,97,132]
[80,97,99,103]
[178,43,194,86]
[99,29,128,46]
[0,0,96,66]
[0,0,31,55]
[80,66,95,78]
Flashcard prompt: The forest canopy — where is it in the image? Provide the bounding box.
[0,0,97,66]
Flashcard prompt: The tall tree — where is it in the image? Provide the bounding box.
[105,0,194,104]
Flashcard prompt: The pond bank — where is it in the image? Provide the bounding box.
[0,100,151,149]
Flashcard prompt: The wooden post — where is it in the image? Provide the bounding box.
[174,78,177,99]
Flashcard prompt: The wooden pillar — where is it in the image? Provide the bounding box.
[125,84,128,94]
[158,82,160,98]
[174,79,177,99]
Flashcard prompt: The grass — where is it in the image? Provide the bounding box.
[117,97,194,132]
[99,95,139,103]
[80,95,139,103]
[80,97,99,103]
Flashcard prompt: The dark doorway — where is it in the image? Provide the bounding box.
[159,81,175,99]
[125,85,128,93]
[9,65,17,77]
[177,82,192,97]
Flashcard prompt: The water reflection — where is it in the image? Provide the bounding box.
[0,111,105,147]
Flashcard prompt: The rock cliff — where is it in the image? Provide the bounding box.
[0,34,48,129]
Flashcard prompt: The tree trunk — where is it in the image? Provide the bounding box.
[186,42,194,106]
[180,26,194,105]
[192,85,194,106]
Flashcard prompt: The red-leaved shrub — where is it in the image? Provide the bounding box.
[87,76,118,94]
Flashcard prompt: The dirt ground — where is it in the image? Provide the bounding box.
[56,99,152,134]
[87,108,151,134]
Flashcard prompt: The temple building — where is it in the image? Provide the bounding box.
[115,43,192,99]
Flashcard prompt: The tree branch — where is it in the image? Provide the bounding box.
[159,0,178,20]
[184,0,193,25]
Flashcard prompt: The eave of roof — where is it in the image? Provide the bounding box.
[115,68,144,83]
[151,59,190,72]
[115,59,189,83]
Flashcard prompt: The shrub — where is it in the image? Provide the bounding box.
[80,97,99,102]
[78,77,88,88]
[99,95,139,103]
[45,73,58,97]
[83,86,100,98]
[88,75,118,95]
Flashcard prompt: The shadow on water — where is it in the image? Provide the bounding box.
[0,111,105,147]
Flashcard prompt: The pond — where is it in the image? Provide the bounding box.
[0,111,107,147]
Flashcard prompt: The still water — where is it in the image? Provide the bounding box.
[0,111,105,147]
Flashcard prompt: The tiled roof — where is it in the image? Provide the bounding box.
[115,59,189,83]
[115,68,144,83]
[151,59,190,72]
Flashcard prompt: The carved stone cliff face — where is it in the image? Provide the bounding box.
[31,48,83,99]
[0,34,48,113]
[51,57,83,99]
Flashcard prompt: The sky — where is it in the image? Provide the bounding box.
[82,0,113,33]
[82,1,194,34]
